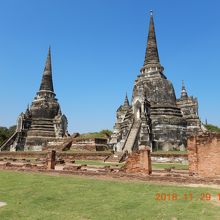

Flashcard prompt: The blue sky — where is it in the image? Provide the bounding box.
[0,0,220,133]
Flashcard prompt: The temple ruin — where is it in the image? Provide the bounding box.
[0,48,69,151]
[110,12,205,152]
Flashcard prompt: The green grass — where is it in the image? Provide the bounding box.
[74,160,188,170]
[152,151,187,155]
[152,163,188,170]
[0,171,220,220]
[74,160,123,167]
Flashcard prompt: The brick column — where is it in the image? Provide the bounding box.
[187,136,198,175]
[47,150,56,170]
[121,145,152,175]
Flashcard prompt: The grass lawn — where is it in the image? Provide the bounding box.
[0,171,220,220]
[152,151,187,155]
[152,163,188,170]
[75,160,123,167]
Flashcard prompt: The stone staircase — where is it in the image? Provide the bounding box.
[122,120,141,153]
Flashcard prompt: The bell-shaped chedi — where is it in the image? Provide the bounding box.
[0,48,69,151]
[110,11,203,152]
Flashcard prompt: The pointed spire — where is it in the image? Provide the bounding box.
[25,103,31,117]
[181,80,188,98]
[143,11,160,66]
[25,103,29,113]
[39,47,54,92]
[124,93,129,107]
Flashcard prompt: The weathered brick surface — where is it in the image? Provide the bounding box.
[0,151,47,158]
[47,150,56,170]
[188,133,220,177]
[0,162,46,170]
[71,138,108,151]
[121,146,152,175]
[0,151,112,162]
[57,152,112,161]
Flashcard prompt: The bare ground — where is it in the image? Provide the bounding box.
[0,202,7,208]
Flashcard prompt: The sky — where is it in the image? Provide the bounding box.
[0,0,220,133]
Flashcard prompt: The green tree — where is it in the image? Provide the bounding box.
[0,125,16,145]
[205,124,220,133]
[99,129,112,138]
[8,125,16,136]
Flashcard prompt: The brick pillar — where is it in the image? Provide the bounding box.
[47,150,56,170]
[121,145,152,175]
[187,136,198,175]
[139,146,152,174]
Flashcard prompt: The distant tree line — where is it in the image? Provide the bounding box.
[79,129,113,139]
[0,125,16,145]
[205,124,220,133]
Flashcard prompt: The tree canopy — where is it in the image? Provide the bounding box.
[78,129,113,139]
[0,125,16,145]
[205,124,220,133]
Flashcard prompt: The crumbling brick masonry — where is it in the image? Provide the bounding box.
[121,146,152,175]
[188,133,220,177]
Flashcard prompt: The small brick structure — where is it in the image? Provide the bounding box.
[188,133,220,177]
[47,150,56,170]
[71,138,108,151]
[121,146,152,175]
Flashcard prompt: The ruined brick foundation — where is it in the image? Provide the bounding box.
[121,146,152,175]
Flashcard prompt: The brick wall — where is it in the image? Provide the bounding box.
[0,151,112,162]
[71,138,108,151]
[188,133,220,177]
[0,151,47,159]
[57,152,112,161]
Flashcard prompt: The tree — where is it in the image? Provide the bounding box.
[99,129,113,138]
[205,124,220,133]
[0,125,16,145]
